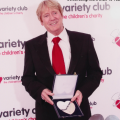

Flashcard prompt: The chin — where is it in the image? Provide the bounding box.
[50,28,59,33]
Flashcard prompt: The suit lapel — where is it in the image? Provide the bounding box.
[36,32,55,75]
[66,29,83,74]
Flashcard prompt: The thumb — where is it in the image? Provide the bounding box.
[71,96,76,102]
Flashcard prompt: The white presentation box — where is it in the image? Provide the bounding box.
[52,75,84,118]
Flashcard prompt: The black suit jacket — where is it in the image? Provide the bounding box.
[22,29,102,120]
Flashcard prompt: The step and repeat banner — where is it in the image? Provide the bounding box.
[0,0,120,120]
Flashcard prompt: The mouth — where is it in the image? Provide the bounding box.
[50,21,57,26]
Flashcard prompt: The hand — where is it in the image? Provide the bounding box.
[71,90,83,106]
[41,89,54,105]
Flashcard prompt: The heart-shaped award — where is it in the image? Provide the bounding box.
[116,100,120,109]
[57,101,75,115]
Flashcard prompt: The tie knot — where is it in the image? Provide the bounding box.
[52,37,61,44]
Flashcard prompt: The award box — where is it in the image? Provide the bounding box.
[52,75,84,118]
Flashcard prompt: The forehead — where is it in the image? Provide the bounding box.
[41,6,59,15]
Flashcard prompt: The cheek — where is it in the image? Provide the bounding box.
[57,16,63,22]
[42,18,49,25]
[57,15,61,20]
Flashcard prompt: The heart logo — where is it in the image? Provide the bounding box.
[57,101,75,115]
[0,77,2,83]
[115,37,120,47]
[116,100,120,109]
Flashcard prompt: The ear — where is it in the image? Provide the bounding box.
[41,22,43,26]
[40,20,44,26]
[39,16,44,26]
[61,12,63,18]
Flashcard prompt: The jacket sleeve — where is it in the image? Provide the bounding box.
[79,35,102,99]
[21,42,46,102]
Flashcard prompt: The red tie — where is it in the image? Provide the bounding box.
[52,37,66,74]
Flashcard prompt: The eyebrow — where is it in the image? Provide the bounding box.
[43,10,57,15]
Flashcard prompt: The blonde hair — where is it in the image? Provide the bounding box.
[36,0,63,22]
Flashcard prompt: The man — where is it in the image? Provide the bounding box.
[22,0,102,120]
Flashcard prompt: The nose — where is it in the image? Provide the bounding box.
[49,13,55,20]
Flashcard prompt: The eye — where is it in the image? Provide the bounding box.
[44,14,49,17]
[54,12,57,14]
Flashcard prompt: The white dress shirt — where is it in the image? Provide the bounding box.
[47,28,71,73]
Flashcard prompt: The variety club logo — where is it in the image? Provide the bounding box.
[0,108,36,118]
[89,101,97,109]
[62,2,110,19]
[0,39,25,56]
[63,2,110,13]
[0,6,28,15]
[0,6,27,12]
[0,75,22,84]
[0,39,25,49]
[111,29,120,47]
[111,93,120,109]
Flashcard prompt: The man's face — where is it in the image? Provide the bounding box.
[41,7,63,36]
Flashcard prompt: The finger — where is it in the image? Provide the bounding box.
[41,93,48,100]
[76,92,82,106]
[45,89,54,96]
[71,96,77,102]
[46,91,54,96]
[41,91,46,99]
[41,89,54,98]
[47,89,52,92]
[41,89,47,96]
[44,94,54,105]
[76,97,82,106]
[41,96,44,100]
[71,91,79,102]
[79,99,82,106]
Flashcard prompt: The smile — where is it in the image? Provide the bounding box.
[50,22,57,26]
